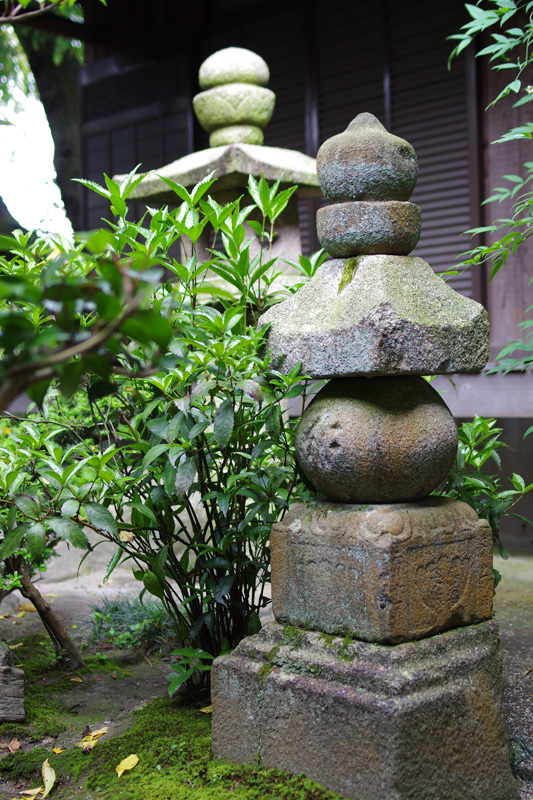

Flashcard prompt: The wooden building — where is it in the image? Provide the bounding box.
[77,0,533,545]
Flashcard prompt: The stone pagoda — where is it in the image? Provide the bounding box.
[211,113,518,800]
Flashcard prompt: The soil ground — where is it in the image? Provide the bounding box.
[0,542,531,799]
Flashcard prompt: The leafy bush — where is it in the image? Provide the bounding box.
[0,172,323,682]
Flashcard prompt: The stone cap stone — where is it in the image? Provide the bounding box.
[258,255,490,377]
[124,143,320,203]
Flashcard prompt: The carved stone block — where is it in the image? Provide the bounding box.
[271,498,493,643]
[211,620,518,800]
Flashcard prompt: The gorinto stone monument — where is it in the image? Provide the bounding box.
[211,113,519,800]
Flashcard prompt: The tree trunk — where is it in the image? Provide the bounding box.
[16,27,81,230]
[19,570,85,670]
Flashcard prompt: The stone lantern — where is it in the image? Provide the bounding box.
[124,46,321,266]
[210,114,518,800]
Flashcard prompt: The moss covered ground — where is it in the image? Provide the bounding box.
[0,634,340,800]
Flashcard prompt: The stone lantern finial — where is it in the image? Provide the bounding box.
[193,47,276,147]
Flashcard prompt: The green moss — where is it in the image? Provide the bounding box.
[337,257,360,295]
[318,632,356,663]
[282,625,304,649]
[258,644,281,682]
[1,696,341,799]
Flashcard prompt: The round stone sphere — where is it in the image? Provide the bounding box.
[199,47,270,90]
[295,376,458,503]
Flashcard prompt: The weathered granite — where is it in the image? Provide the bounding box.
[124,143,319,204]
[295,376,457,502]
[0,639,24,722]
[271,498,493,642]
[316,200,421,257]
[198,47,269,89]
[316,113,418,203]
[211,620,518,800]
[257,255,490,377]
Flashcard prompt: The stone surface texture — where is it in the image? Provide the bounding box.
[271,498,493,642]
[316,113,418,202]
[316,200,421,256]
[295,376,458,502]
[211,620,518,800]
[258,255,490,377]
[198,47,269,89]
[0,639,24,722]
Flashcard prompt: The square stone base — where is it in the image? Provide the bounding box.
[211,620,518,800]
[271,497,493,643]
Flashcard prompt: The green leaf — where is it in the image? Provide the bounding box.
[25,523,46,561]
[14,494,40,521]
[213,575,234,603]
[175,458,196,494]
[120,310,172,349]
[103,548,124,584]
[143,569,165,599]
[0,524,29,560]
[84,502,118,535]
[48,517,90,549]
[141,444,171,471]
[214,399,234,449]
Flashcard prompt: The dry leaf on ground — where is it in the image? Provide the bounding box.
[15,603,36,613]
[9,643,23,650]
[52,747,65,754]
[70,677,83,683]
[19,787,42,797]
[76,726,108,751]
[116,753,139,777]
[41,758,56,798]
[199,706,212,714]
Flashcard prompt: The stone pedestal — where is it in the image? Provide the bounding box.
[271,498,494,643]
[211,620,518,800]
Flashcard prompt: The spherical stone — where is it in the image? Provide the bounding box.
[193,84,276,133]
[199,47,270,90]
[295,376,458,503]
[316,200,421,257]
[316,112,418,203]
[209,124,264,147]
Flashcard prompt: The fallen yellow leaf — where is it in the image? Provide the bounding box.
[75,726,107,750]
[9,643,23,650]
[199,705,212,714]
[0,613,11,619]
[70,677,83,683]
[19,788,42,798]
[14,611,25,619]
[41,758,55,798]
[71,624,78,629]
[116,753,139,777]
[52,747,65,754]
[15,603,36,613]
[43,594,58,598]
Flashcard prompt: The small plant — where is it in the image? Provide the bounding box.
[510,734,533,782]
[437,415,533,587]
[85,594,178,654]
